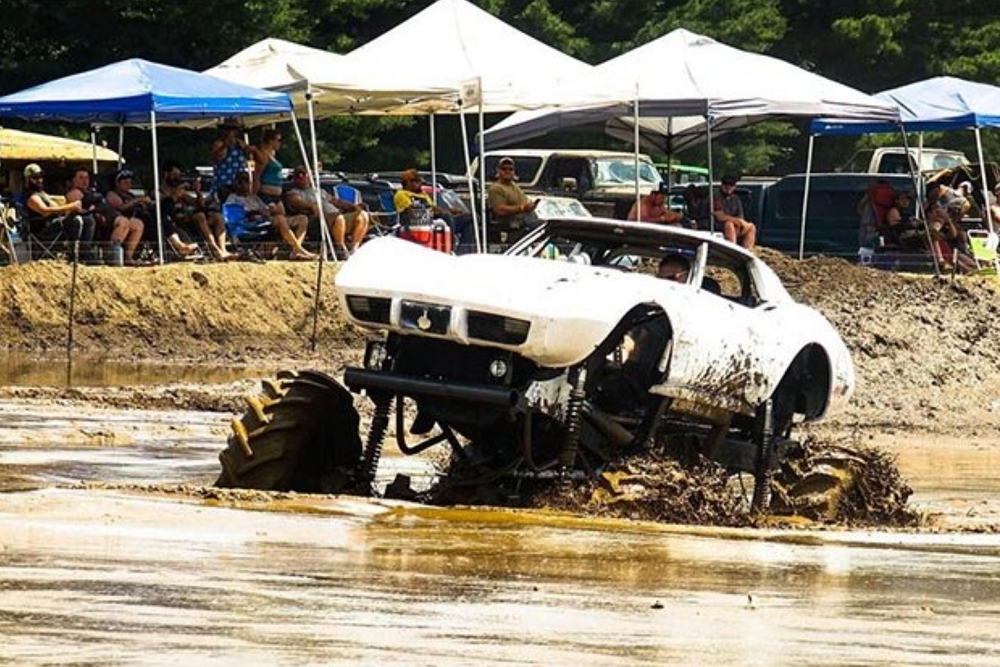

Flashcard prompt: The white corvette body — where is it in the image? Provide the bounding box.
[337,219,854,428]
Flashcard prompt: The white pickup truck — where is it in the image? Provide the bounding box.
[840,147,969,175]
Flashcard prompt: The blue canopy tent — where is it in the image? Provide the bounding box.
[803,76,1000,259]
[0,58,295,262]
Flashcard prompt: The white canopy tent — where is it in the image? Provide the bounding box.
[332,0,601,248]
[484,28,900,228]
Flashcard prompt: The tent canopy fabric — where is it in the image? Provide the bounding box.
[484,28,899,150]
[331,0,596,114]
[205,37,442,117]
[0,127,119,163]
[204,38,344,93]
[810,76,1000,135]
[0,58,293,127]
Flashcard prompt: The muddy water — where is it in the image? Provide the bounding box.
[0,350,274,387]
[1,402,1000,665]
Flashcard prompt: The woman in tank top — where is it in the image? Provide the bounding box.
[251,128,285,209]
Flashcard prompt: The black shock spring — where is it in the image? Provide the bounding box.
[558,368,587,469]
[360,394,393,496]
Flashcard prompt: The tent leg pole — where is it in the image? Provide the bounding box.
[459,109,480,253]
[150,111,164,265]
[706,117,715,233]
[799,134,814,261]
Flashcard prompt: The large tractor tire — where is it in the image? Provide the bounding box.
[771,440,914,524]
[216,370,364,493]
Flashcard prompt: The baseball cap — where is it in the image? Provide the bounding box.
[653,182,670,195]
[23,163,43,178]
[115,168,135,182]
[498,156,515,168]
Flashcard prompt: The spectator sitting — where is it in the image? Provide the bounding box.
[224,170,315,260]
[284,166,370,260]
[925,183,976,272]
[713,174,757,249]
[487,156,538,244]
[65,167,143,265]
[159,160,233,261]
[881,191,924,252]
[21,163,95,260]
[683,183,712,229]
[106,168,199,260]
[393,169,472,252]
[627,183,683,225]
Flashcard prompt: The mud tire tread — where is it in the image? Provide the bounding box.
[216,370,363,493]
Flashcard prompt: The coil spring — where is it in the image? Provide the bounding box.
[361,395,393,495]
[558,368,587,468]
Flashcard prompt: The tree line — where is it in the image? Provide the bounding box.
[2,0,1000,177]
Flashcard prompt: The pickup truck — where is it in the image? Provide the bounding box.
[839,147,969,175]
[669,173,923,266]
[470,149,662,219]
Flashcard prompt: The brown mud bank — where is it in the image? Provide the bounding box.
[2,255,999,529]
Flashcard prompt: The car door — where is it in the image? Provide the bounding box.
[652,246,769,416]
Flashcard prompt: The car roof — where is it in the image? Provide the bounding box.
[525,216,757,267]
[484,149,654,160]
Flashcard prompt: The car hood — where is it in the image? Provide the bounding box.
[336,236,679,367]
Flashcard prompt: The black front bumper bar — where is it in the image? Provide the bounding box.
[344,368,519,408]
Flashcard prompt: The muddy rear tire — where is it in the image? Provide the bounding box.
[216,370,364,493]
[770,441,914,524]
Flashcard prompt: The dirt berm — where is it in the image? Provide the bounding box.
[1,252,998,525]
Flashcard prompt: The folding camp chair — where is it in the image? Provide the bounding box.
[222,202,273,258]
[370,191,401,237]
[0,197,23,264]
[967,228,999,275]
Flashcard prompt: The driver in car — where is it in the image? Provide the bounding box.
[657,252,690,283]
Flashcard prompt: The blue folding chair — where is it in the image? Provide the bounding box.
[370,191,401,237]
[335,183,361,206]
[222,202,272,256]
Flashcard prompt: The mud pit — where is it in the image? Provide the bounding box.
[2,255,1000,530]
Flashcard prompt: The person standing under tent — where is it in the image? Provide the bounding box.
[210,119,250,204]
[250,128,285,206]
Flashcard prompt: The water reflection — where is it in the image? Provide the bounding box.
[0,350,273,387]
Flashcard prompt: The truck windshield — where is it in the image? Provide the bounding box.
[593,158,661,187]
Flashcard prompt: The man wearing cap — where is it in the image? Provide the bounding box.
[21,163,95,260]
[713,174,757,249]
[627,182,683,225]
[487,156,538,243]
[285,166,370,259]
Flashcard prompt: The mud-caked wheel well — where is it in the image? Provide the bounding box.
[777,344,832,420]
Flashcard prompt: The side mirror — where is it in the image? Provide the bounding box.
[560,177,578,190]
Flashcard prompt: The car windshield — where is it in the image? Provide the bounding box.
[508,220,764,305]
[593,158,661,187]
[534,197,592,219]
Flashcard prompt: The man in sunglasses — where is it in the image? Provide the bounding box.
[487,156,538,244]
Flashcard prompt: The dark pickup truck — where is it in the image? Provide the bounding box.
[670,172,920,264]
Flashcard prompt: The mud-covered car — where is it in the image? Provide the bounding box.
[217,218,854,511]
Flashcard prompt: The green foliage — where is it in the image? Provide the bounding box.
[3,0,1000,178]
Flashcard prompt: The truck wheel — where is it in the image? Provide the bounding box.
[771,442,867,521]
[216,370,364,493]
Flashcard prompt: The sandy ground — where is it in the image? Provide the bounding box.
[2,253,999,529]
